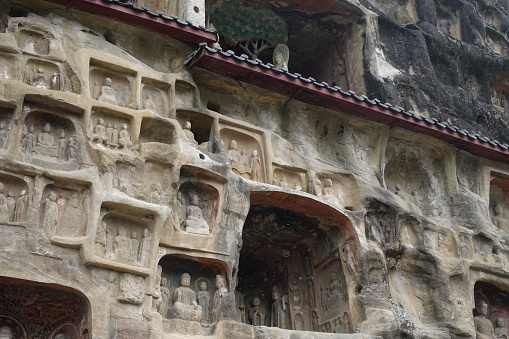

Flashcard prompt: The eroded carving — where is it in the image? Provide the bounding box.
[212,275,228,323]
[118,274,145,305]
[270,285,289,329]
[168,273,202,322]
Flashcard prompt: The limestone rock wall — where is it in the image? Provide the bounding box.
[1,0,509,339]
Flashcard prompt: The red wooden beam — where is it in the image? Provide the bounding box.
[43,0,216,45]
[188,47,509,165]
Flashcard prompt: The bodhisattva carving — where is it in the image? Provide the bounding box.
[273,44,289,71]
[91,119,133,151]
[0,183,8,223]
[341,242,357,275]
[0,120,9,148]
[212,275,228,323]
[98,77,118,105]
[153,265,163,311]
[22,122,77,162]
[271,286,289,329]
[118,123,133,150]
[183,194,210,235]
[495,317,509,339]
[143,94,156,112]
[307,280,316,309]
[182,121,198,146]
[138,228,151,266]
[474,301,497,339]
[51,72,67,91]
[197,280,211,323]
[43,192,59,236]
[13,189,29,223]
[312,311,319,331]
[226,139,263,181]
[168,273,202,322]
[248,297,265,326]
[33,68,48,89]
[159,277,170,317]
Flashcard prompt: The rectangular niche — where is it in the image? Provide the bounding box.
[273,165,307,192]
[90,107,135,150]
[0,53,18,81]
[0,104,15,150]
[314,173,361,211]
[41,182,91,239]
[139,117,176,145]
[219,124,266,182]
[175,80,196,108]
[24,58,59,88]
[114,160,172,205]
[141,78,171,115]
[0,171,32,224]
[489,172,509,234]
[94,202,155,270]
[89,59,136,108]
[17,29,51,55]
[177,109,214,149]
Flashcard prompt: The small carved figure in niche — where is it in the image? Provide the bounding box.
[118,123,132,150]
[24,36,35,54]
[95,221,107,255]
[197,280,211,323]
[107,123,119,149]
[37,122,55,146]
[240,149,250,173]
[183,194,210,235]
[249,297,265,326]
[171,273,202,322]
[271,286,289,329]
[131,231,139,263]
[33,68,48,89]
[51,72,66,91]
[212,275,228,323]
[143,94,156,112]
[13,189,29,223]
[250,150,262,181]
[138,228,151,266]
[114,226,132,263]
[273,44,289,71]
[289,275,302,310]
[105,226,114,258]
[492,203,509,233]
[182,121,198,146]
[43,192,59,236]
[323,179,339,205]
[502,93,509,115]
[0,326,13,339]
[0,183,8,223]
[159,277,170,317]
[22,124,35,154]
[57,130,68,162]
[307,280,316,308]
[7,191,15,221]
[474,300,496,339]
[329,271,341,298]
[98,77,118,105]
[153,265,163,311]
[294,313,304,331]
[312,311,318,331]
[279,174,288,189]
[495,317,509,339]
[334,318,341,333]
[91,118,108,145]
[320,284,328,312]
[105,123,112,143]
[340,312,350,332]
[341,242,357,275]
[228,140,243,173]
[66,135,78,160]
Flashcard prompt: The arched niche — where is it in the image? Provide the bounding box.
[176,181,220,235]
[237,191,358,333]
[474,281,509,338]
[0,276,90,338]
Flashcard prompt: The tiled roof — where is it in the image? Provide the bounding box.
[186,43,509,164]
[43,0,217,44]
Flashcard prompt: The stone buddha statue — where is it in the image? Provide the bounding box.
[98,77,118,105]
[168,273,202,322]
[474,301,497,339]
[183,194,209,235]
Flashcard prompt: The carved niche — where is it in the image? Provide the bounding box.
[89,60,135,108]
[22,108,80,165]
[139,117,176,146]
[0,53,18,81]
[489,175,509,234]
[89,108,135,152]
[177,109,215,152]
[0,105,14,149]
[175,181,219,235]
[17,29,51,55]
[141,78,170,115]
[40,183,90,239]
[24,59,78,93]
[273,166,306,192]
[0,171,31,224]
[0,277,90,339]
[94,206,154,268]
[474,282,509,339]
[220,126,265,182]
[175,80,196,108]
[114,160,172,204]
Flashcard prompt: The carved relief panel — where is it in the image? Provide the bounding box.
[0,171,31,224]
[0,105,14,149]
[94,206,154,268]
[17,29,51,55]
[22,107,81,166]
[175,182,218,235]
[175,80,196,108]
[220,126,265,182]
[90,109,135,152]
[474,282,509,339]
[89,60,136,108]
[40,183,90,239]
[489,176,509,234]
[272,166,306,191]
[141,79,170,115]
[24,59,78,93]
[314,173,361,211]
[114,161,172,205]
